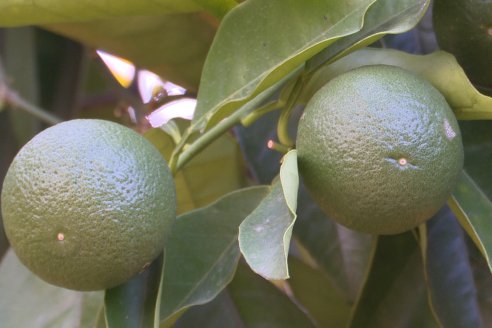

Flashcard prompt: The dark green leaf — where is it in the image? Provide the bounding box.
[349,233,438,328]
[420,207,481,328]
[467,236,492,326]
[0,249,103,327]
[301,48,492,120]
[193,0,376,129]
[177,263,317,327]
[159,186,269,324]
[449,171,492,274]
[239,150,298,280]
[105,254,163,328]
[175,291,243,328]
[460,121,492,198]
[307,0,430,71]
[288,257,351,327]
[227,262,316,328]
[294,182,372,302]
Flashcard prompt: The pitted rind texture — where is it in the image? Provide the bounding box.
[1,119,176,290]
[297,65,464,235]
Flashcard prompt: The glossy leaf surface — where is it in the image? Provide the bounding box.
[307,0,430,70]
[159,187,269,323]
[193,0,376,129]
[239,150,298,280]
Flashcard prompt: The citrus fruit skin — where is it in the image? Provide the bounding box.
[1,119,176,291]
[296,65,464,235]
[433,0,492,94]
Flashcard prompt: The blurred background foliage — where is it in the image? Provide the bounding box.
[0,2,491,327]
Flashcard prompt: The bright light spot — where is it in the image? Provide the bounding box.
[267,140,274,149]
[138,70,164,103]
[146,98,196,128]
[163,81,187,96]
[444,119,457,140]
[398,158,408,166]
[97,50,135,88]
[57,233,65,241]
[127,107,137,123]
[138,70,186,103]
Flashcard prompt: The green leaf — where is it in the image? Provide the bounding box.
[460,121,492,198]
[293,183,373,302]
[449,171,492,274]
[419,208,481,328]
[306,0,431,71]
[159,186,269,324]
[0,0,237,26]
[193,0,376,129]
[174,291,242,328]
[177,263,316,327]
[45,13,216,91]
[239,150,299,280]
[0,249,103,328]
[349,233,438,328]
[227,263,316,327]
[197,0,238,19]
[467,236,492,326]
[288,257,351,327]
[105,254,163,328]
[300,48,492,120]
[144,128,245,214]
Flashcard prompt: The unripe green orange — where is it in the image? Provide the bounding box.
[296,65,464,235]
[1,119,176,290]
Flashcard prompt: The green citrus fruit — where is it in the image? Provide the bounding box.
[1,119,176,291]
[433,0,492,94]
[296,65,464,235]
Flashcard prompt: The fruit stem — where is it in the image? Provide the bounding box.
[170,86,276,174]
[277,73,306,147]
[240,100,284,127]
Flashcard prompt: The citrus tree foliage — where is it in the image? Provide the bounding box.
[1,0,492,327]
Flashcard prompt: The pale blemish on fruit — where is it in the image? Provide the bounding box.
[444,119,457,140]
[57,232,65,241]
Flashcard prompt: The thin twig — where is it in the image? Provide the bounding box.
[2,86,62,126]
[0,57,62,126]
